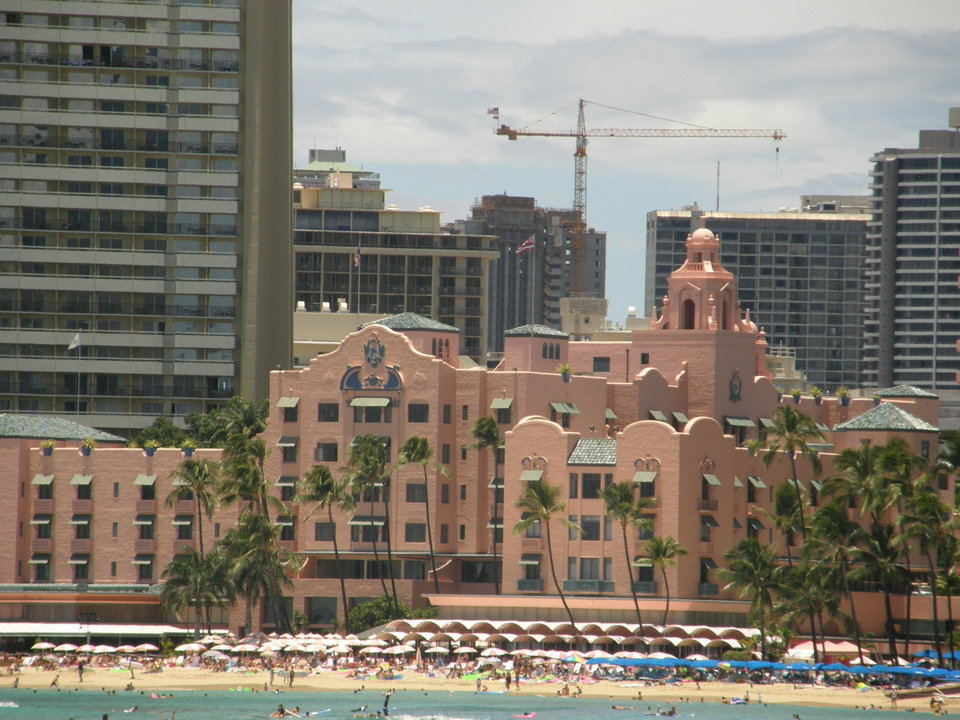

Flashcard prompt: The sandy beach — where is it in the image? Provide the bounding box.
[6,664,953,713]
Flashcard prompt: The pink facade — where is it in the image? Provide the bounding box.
[0,226,949,639]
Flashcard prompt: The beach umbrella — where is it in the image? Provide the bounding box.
[690,659,719,669]
[231,643,259,653]
[302,644,325,653]
[134,643,159,653]
[584,650,613,659]
[786,662,813,671]
[510,649,531,657]
[93,645,116,654]
[821,662,849,672]
[54,643,78,652]
[648,651,677,659]
[77,644,96,653]
[453,646,477,654]
[210,644,233,652]
[845,665,872,675]
[424,647,449,655]
[260,649,278,657]
[363,638,388,648]
[685,654,709,661]
[202,649,229,661]
[481,647,507,657]
[31,642,55,650]
[359,646,382,655]
[383,645,415,655]
[175,642,206,653]
[329,644,354,654]
[115,645,137,653]
[282,643,307,653]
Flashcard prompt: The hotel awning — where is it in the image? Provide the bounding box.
[68,515,90,525]
[275,476,297,487]
[518,470,543,482]
[550,402,580,415]
[69,474,93,485]
[31,474,53,485]
[276,436,298,447]
[132,555,153,565]
[27,555,49,565]
[700,516,719,527]
[275,517,294,527]
[347,516,386,527]
[276,397,300,408]
[649,410,668,422]
[171,516,192,526]
[133,475,156,486]
[815,422,830,432]
[700,558,718,569]
[810,480,824,491]
[759,417,776,428]
[605,408,618,420]
[350,397,390,407]
[29,516,51,525]
[748,476,767,488]
[748,518,766,531]
[519,554,540,565]
[487,476,504,488]
[673,411,689,424]
[632,471,657,484]
[67,555,89,565]
[702,473,721,486]
[633,558,653,567]
[725,416,756,428]
[490,398,513,410]
[787,478,806,491]
[486,519,504,529]
[132,515,153,525]
[733,476,744,488]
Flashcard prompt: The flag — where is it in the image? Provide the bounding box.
[515,236,535,254]
[486,106,499,116]
[353,247,361,268]
[67,333,81,351]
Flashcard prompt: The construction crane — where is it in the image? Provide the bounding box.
[496,99,786,294]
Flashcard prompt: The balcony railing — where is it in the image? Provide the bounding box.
[562,579,614,594]
[631,581,658,595]
[517,579,542,592]
[697,498,718,512]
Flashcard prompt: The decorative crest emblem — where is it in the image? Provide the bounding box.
[729,368,742,403]
[699,455,716,474]
[521,454,547,471]
[634,454,662,473]
[363,335,385,368]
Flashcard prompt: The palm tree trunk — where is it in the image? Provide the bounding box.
[491,449,501,595]
[788,452,817,664]
[382,484,400,611]
[196,504,205,559]
[622,524,642,628]
[330,505,351,634]
[423,465,440,595]
[927,551,944,667]
[368,496,390,599]
[544,521,577,635]
[842,559,865,662]
[882,581,898,660]
[660,566,670,626]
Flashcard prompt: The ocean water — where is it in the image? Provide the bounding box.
[0,688,894,720]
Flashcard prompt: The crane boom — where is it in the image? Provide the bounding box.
[495,98,786,295]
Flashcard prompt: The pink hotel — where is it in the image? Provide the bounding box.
[0,227,949,637]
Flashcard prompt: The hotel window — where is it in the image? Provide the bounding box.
[72,515,90,540]
[580,515,601,541]
[314,522,335,542]
[277,516,295,542]
[579,557,600,580]
[315,442,338,462]
[318,403,339,422]
[459,524,465,541]
[174,516,193,540]
[700,516,718,542]
[638,514,655,540]
[443,405,451,424]
[581,473,601,499]
[460,485,467,501]
[136,556,154,582]
[568,473,578,499]
[32,515,51,539]
[407,403,429,423]
[440,484,450,504]
[72,557,89,582]
[406,484,426,503]
[405,523,426,543]
[32,555,50,582]
[592,357,610,372]
[522,554,541,581]
[136,516,155,540]
[440,524,449,544]
[442,444,450,464]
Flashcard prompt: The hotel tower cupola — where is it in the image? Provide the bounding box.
[651,224,757,334]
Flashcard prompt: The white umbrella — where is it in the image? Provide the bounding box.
[481,647,507,657]
[301,644,325,653]
[424,646,449,655]
[584,650,612,659]
[363,638,388,647]
[134,643,159,653]
[359,646,382,655]
[31,642,55,650]
[210,644,234,652]
[329,644,353,654]
[77,644,96,653]
[54,643,78,652]
[202,649,229,660]
[93,645,116,654]
[685,653,709,661]
[115,645,137,653]
[175,642,206,653]
[260,649,278,657]
[453,646,477,654]
[231,643,260,653]
[648,651,677,659]
[282,643,307,653]
[382,645,415,655]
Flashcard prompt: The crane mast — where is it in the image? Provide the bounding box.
[496,99,786,294]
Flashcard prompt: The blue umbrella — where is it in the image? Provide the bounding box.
[690,659,719,669]
[745,661,774,671]
[768,662,787,670]
[845,665,871,675]
[912,649,938,658]
[821,662,850,672]
[787,662,813,671]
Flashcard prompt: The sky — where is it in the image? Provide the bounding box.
[292,0,960,321]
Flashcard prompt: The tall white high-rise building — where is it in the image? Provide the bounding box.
[0,0,291,433]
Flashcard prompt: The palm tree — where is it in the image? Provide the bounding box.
[807,501,866,661]
[297,465,356,633]
[747,404,822,660]
[513,481,582,633]
[716,538,778,660]
[763,483,802,567]
[599,481,655,628]
[167,458,219,558]
[397,437,449,595]
[160,548,232,637]
[824,442,886,522]
[849,521,905,661]
[640,536,687,626]
[344,434,396,607]
[467,417,502,594]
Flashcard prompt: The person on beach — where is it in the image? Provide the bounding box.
[77,662,84,682]
[382,689,394,716]
[49,674,60,688]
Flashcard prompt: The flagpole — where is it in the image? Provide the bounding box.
[354,242,361,329]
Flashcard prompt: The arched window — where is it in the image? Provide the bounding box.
[432,338,437,356]
[542,343,548,358]
[443,339,450,358]
[681,298,696,329]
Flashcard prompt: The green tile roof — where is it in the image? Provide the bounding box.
[361,312,459,333]
[567,438,617,465]
[0,415,124,442]
[875,385,939,398]
[503,324,568,339]
[834,402,938,433]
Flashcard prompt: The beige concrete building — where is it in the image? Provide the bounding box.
[0,0,292,433]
